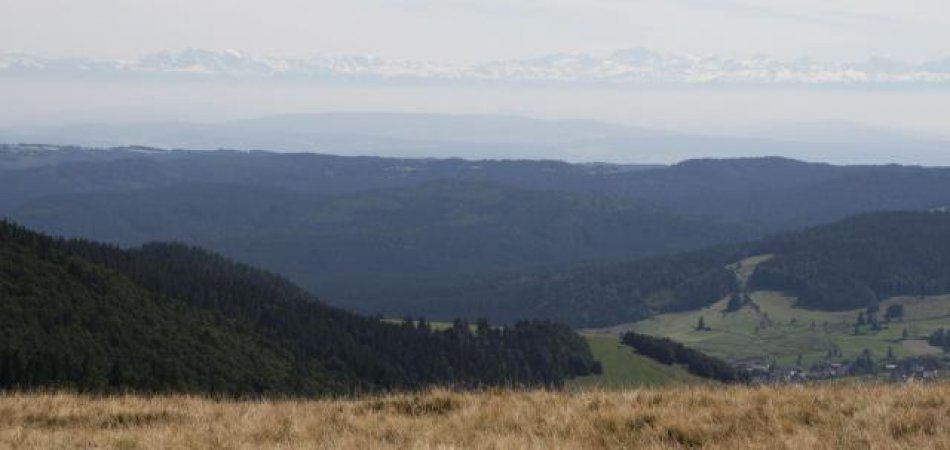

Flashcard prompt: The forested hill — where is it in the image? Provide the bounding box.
[0,221,599,394]
[7,145,950,316]
[6,146,950,233]
[7,179,743,308]
[748,210,950,310]
[387,246,741,328]
[395,211,950,327]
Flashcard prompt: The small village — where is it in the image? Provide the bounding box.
[734,356,950,384]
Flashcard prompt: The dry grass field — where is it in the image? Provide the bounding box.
[3,384,950,449]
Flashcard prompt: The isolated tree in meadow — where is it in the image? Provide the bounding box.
[886,346,895,361]
[902,327,909,339]
[885,304,905,321]
[929,328,948,350]
[590,361,603,375]
[696,316,707,331]
[857,312,866,326]
[869,315,882,331]
[725,293,744,312]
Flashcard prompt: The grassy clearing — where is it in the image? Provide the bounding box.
[379,325,702,389]
[727,253,774,289]
[568,334,702,390]
[586,254,950,367]
[626,291,950,366]
[4,385,950,449]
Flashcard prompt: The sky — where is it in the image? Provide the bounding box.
[3,0,949,63]
[2,0,950,160]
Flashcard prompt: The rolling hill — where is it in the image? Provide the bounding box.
[5,145,950,232]
[746,211,950,310]
[398,211,950,330]
[6,179,742,307]
[389,211,950,367]
[0,220,599,394]
[627,288,949,368]
[6,145,950,315]
[5,112,949,164]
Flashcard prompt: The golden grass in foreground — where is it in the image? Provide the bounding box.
[3,384,950,449]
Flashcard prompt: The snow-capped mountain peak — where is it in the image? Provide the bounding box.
[2,48,949,86]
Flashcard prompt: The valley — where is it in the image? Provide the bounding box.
[7,2,950,446]
[8,145,950,316]
[585,252,950,376]
[3,146,950,395]
[610,291,949,368]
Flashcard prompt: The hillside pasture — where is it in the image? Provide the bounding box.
[624,291,950,367]
[5,385,950,449]
[568,334,702,389]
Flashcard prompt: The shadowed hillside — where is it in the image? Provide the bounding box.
[6,146,950,314]
[401,211,950,328]
[0,221,599,394]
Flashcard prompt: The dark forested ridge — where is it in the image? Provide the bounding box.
[398,211,950,328]
[386,247,739,328]
[8,179,742,308]
[0,221,599,394]
[6,145,950,318]
[6,146,950,232]
[748,211,950,310]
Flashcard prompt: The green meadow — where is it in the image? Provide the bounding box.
[587,255,950,367]
[568,334,701,389]
[625,290,950,367]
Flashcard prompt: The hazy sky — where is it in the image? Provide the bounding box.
[3,0,950,155]
[2,0,949,63]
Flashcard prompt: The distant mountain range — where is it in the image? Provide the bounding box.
[4,48,950,86]
[3,113,948,165]
[5,145,950,315]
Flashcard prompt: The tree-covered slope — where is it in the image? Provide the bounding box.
[620,331,747,382]
[6,147,950,234]
[10,180,741,307]
[0,145,643,210]
[0,221,599,394]
[748,211,950,310]
[7,146,950,318]
[9,146,950,232]
[389,247,739,328]
[399,211,950,328]
[0,223,300,393]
